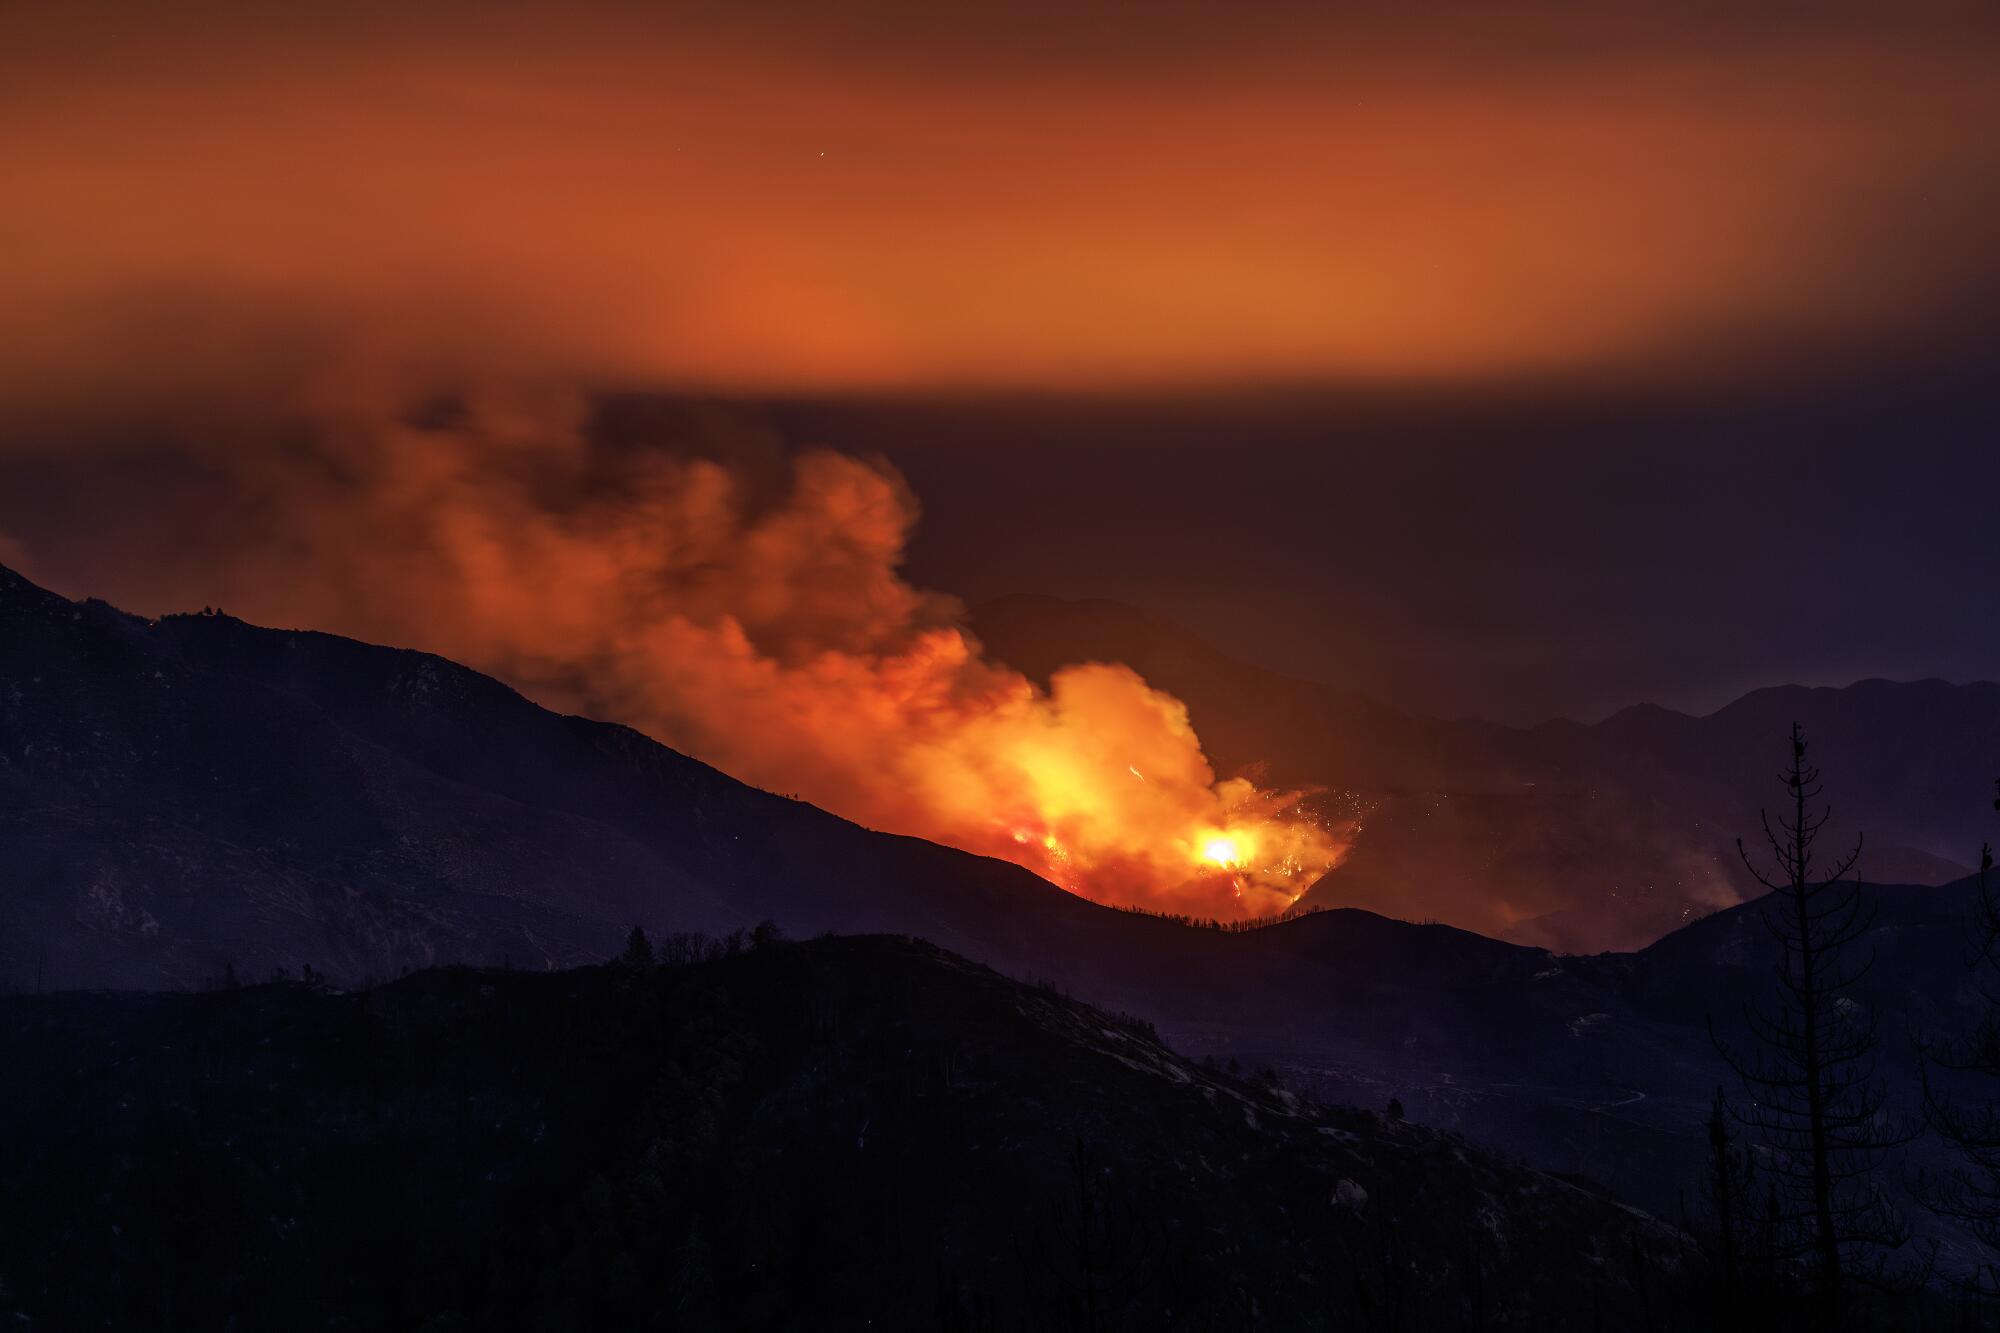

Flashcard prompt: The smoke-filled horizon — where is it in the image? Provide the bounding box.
[4,2,1999,406]
[2,2,1997,752]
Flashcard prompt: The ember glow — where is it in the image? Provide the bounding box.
[124,383,1341,917]
[1201,837,1242,868]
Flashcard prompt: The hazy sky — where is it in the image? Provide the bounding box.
[785,379,2000,723]
[2,0,1997,724]
[6,2,1998,395]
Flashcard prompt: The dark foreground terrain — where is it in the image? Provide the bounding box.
[8,561,2000,1267]
[0,933,1708,1332]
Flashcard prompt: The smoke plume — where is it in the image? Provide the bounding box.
[86,379,1340,916]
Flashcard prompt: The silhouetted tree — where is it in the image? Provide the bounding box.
[1702,1087,1748,1315]
[1920,779,2000,1294]
[1710,723,1908,1318]
[1689,1086,1782,1331]
[619,923,654,968]
[658,930,709,967]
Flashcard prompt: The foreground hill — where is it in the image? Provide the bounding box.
[971,594,1998,951]
[0,935,1686,1332]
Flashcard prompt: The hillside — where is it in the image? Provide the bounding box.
[0,935,1686,1332]
[971,594,1997,951]
[0,562,1122,992]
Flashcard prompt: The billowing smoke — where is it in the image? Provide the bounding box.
[104,379,1340,915]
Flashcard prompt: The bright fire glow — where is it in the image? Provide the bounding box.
[1202,837,1243,868]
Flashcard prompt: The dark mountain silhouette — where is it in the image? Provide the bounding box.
[0,562,1133,992]
[0,935,1690,1331]
[8,563,2000,1276]
[1234,881,1991,1266]
[971,594,1996,951]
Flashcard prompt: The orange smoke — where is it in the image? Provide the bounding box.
[3,7,1998,406]
[215,382,1340,916]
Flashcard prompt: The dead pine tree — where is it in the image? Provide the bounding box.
[1918,779,2000,1295]
[1693,1086,1751,1327]
[1688,1085,1785,1332]
[1709,722,1909,1321]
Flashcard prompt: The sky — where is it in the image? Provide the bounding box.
[2,0,1998,724]
[790,379,2000,722]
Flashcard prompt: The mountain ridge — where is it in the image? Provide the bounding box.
[970,592,1996,950]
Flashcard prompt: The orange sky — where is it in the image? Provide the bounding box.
[3,2,1997,407]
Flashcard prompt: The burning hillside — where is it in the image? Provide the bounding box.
[57,381,1342,917]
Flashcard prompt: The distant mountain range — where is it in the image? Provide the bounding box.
[972,594,1998,951]
[6,563,1998,1266]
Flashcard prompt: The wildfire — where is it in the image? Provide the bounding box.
[984,793,1323,912]
[162,383,1348,919]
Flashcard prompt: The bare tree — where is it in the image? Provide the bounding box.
[1700,1087,1749,1322]
[1710,723,1908,1318]
[1687,1086,1784,1331]
[1919,780,2000,1293]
